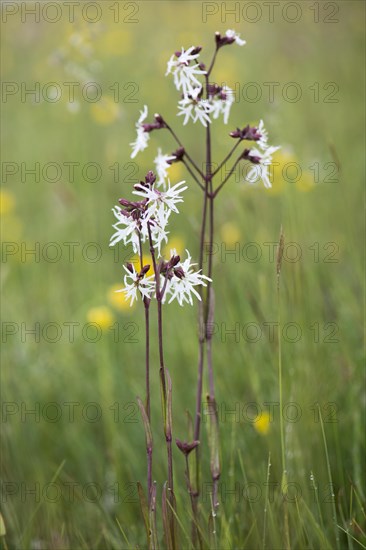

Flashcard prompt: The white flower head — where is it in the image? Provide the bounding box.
[133,179,187,225]
[246,146,281,189]
[225,29,246,46]
[118,264,155,306]
[110,205,141,250]
[211,86,235,124]
[130,105,149,159]
[177,87,213,127]
[257,120,269,150]
[165,249,211,306]
[148,214,170,257]
[166,46,206,95]
[110,202,169,257]
[154,148,176,187]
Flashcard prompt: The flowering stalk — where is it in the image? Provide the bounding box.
[203,61,221,508]
[137,232,153,507]
[146,221,174,496]
[176,439,201,547]
[136,397,153,509]
[111,27,282,544]
[144,299,151,421]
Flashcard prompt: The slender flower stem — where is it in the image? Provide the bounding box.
[192,178,209,505]
[207,45,219,77]
[147,222,174,495]
[193,337,204,442]
[138,233,144,271]
[157,299,164,368]
[198,186,209,273]
[212,139,242,178]
[206,194,215,319]
[207,300,215,400]
[213,155,243,198]
[165,123,205,180]
[182,159,205,191]
[138,236,152,504]
[204,74,215,325]
[205,72,220,510]
[184,454,201,548]
[144,300,151,421]
[148,225,159,284]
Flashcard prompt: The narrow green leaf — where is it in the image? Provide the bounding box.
[165,369,173,440]
[137,481,150,544]
[149,481,159,550]
[137,396,153,451]
[0,512,6,536]
[162,482,173,550]
[159,368,167,431]
[206,395,220,481]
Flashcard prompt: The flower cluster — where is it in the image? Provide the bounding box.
[215,29,246,48]
[130,105,149,159]
[110,171,186,255]
[209,84,235,124]
[154,148,178,186]
[118,249,210,308]
[110,171,210,306]
[231,120,280,188]
[119,263,155,306]
[160,250,211,306]
[166,46,206,95]
[128,29,280,189]
[245,146,280,189]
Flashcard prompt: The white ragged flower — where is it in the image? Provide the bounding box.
[246,146,281,189]
[165,250,211,306]
[110,205,169,256]
[225,29,246,46]
[211,86,235,124]
[257,120,269,150]
[118,264,155,306]
[133,179,187,221]
[147,213,170,257]
[177,88,213,127]
[166,46,206,95]
[110,205,141,250]
[130,105,149,159]
[154,148,176,187]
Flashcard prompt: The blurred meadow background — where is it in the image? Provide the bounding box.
[1,1,365,548]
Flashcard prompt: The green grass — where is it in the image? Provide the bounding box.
[1,1,365,548]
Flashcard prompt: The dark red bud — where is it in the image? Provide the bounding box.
[145,171,156,185]
[176,439,200,455]
[171,147,185,161]
[140,265,151,276]
[173,266,185,280]
[215,32,221,44]
[169,255,180,267]
[191,46,202,55]
[119,198,131,206]
[154,113,164,124]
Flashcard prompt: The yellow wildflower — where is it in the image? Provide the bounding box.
[0,189,15,216]
[107,285,134,312]
[220,222,241,246]
[90,96,120,125]
[254,412,271,435]
[87,306,115,329]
